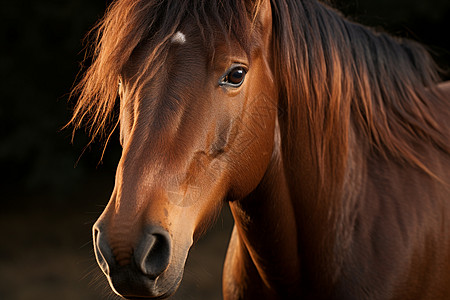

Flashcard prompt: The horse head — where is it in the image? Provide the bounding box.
[90,1,275,298]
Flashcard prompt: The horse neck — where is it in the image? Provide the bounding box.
[228,119,301,295]
[228,115,365,295]
[283,116,366,288]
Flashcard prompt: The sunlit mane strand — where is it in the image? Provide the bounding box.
[271,0,448,185]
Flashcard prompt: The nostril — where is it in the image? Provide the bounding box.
[144,234,171,276]
[134,227,172,279]
[93,226,114,276]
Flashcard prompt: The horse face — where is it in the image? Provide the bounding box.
[93,4,274,299]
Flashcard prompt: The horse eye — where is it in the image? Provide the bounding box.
[220,66,247,87]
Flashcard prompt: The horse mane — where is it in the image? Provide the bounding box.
[271,0,449,187]
[69,0,448,181]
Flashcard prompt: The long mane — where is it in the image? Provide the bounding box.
[271,0,449,186]
[69,0,448,179]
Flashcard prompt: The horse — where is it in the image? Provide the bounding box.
[69,0,450,299]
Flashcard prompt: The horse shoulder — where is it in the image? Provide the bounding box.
[339,152,450,299]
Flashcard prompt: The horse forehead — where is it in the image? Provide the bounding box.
[171,31,186,45]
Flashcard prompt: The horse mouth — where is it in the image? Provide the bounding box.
[123,295,171,300]
[121,292,175,300]
[107,265,184,300]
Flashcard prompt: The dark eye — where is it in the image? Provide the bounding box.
[220,66,247,87]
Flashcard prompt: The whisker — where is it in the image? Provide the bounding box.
[83,219,97,225]
[78,240,93,250]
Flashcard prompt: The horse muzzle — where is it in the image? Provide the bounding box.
[93,223,185,299]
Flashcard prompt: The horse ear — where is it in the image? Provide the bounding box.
[251,0,272,47]
[254,0,272,28]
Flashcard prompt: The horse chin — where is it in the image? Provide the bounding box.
[107,265,184,300]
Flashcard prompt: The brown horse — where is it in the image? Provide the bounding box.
[69,0,450,299]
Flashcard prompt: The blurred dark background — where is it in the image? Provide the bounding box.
[0,1,449,299]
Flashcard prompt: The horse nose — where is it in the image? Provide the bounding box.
[93,224,114,276]
[134,226,172,279]
[93,223,172,280]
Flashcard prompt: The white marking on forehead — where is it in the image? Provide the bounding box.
[171,31,186,44]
